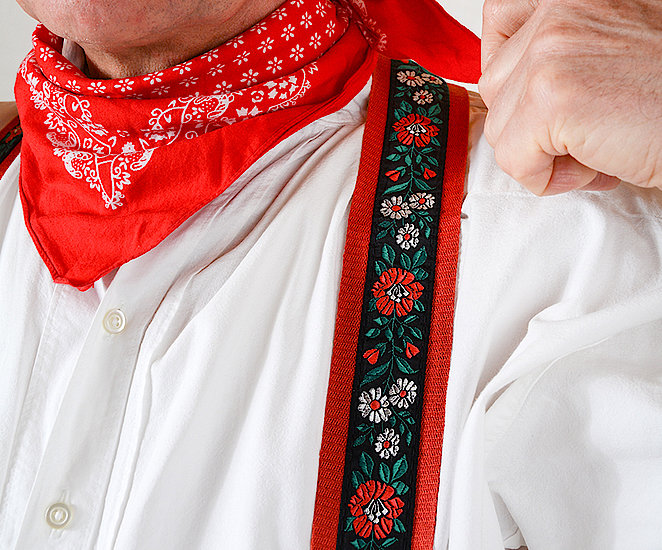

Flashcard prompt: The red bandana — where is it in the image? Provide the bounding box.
[15,0,479,290]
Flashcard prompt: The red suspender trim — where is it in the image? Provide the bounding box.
[312,57,469,550]
[0,116,22,179]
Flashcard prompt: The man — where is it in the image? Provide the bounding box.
[0,1,660,549]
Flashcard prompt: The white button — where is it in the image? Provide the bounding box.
[45,502,71,529]
[103,308,126,334]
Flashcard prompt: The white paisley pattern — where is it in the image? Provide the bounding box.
[19,0,338,209]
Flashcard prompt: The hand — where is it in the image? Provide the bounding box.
[479,0,662,195]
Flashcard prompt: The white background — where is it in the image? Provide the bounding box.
[0,1,483,101]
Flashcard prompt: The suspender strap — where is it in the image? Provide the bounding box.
[0,116,22,179]
[312,57,468,550]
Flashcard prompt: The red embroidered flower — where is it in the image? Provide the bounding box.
[423,168,436,180]
[372,268,424,317]
[363,348,380,365]
[385,169,401,182]
[349,480,404,539]
[393,114,439,147]
[405,342,420,358]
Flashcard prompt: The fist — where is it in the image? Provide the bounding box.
[479,0,662,195]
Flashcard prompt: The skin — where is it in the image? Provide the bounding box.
[480,0,662,195]
[16,0,285,78]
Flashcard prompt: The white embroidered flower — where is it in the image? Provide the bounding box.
[389,378,417,409]
[201,50,219,62]
[233,51,250,65]
[316,1,328,15]
[181,76,199,87]
[358,387,392,423]
[153,85,171,96]
[87,82,107,93]
[281,24,296,41]
[413,89,434,105]
[209,64,225,77]
[39,47,54,61]
[375,428,400,459]
[409,192,435,210]
[266,57,283,74]
[301,12,313,28]
[397,70,424,87]
[215,81,232,93]
[380,196,411,220]
[143,72,163,85]
[241,69,259,86]
[309,32,322,49]
[173,61,192,75]
[422,73,443,85]
[258,37,274,53]
[326,20,336,36]
[66,80,81,92]
[396,224,420,250]
[290,44,305,61]
[114,79,134,92]
[54,61,69,71]
[227,36,244,49]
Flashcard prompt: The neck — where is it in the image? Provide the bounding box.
[82,1,284,79]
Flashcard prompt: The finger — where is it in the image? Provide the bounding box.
[481,0,539,71]
[541,155,600,195]
[479,13,537,108]
[580,173,621,192]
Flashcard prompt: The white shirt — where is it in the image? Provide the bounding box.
[1,82,661,549]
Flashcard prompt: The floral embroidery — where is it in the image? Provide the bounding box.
[340,60,450,549]
[389,378,417,409]
[409,192,434,210]
[396,70,423,87]
[358,387,392,423]
[372,268,424,317]
[380,196,411,220]
[395,223,419,250]
[393,113,439,147]
[375,428,400,459]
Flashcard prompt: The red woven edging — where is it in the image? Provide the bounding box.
[410,83,469,549]
[311,56,392,550]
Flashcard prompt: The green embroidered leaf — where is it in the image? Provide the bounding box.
[359,451,374,478]
[345,516,355,531]
[424,226,431,239]
[382,244,396,265]
[386,153,400,161]
[395,356,416,374]
[375,341,388,352]
[404,154,412,166]
[392,455,409,481]
[393,109,404,120]
[429,103,442,117]
[365,328,380,338]
[402,315,418,324]
[393,517,407,533]
[411,268,428,281]
[376,230,389,241]
[383,181,410,195]
[361,363,389,386]
[413,299,425,312]
[409,326,423,340]
[395,145,409,154]
[412,247,427,268]
[415,154,423,165]
[374,316,388,326]
[353,434,367,447]
[421,147,433,154]
[398,423,405,435]
[382,537,398,547]
[428,155,439,167]
[351,470,366,489]
[406,431,413,445]
[401,101,413,114]
[400,252,412,270]
[357,423,372,432]
[375,260,387,275]
[350,539,366,549]
[396,324,405,338]
[379,462,391,484]
[384,327,394,340]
